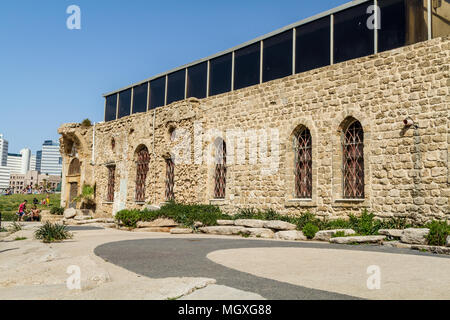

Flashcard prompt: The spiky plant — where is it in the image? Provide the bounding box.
[34,222,73,243]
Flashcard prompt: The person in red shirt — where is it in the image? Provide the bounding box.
[17,200,27,221]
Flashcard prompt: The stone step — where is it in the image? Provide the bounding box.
[330,235,386,244]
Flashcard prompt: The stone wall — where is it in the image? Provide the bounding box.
[59,36,450,223]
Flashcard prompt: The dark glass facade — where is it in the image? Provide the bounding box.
[296,17,330,73]
[334,3,375,63]
[118,89,132,118]
[234,42,260,90]
[105,94,117,121]
[167,69,186,105]
[149,77,166,110]
[132,82,148,114]
[187,62,207,99]
[263,30,293,82]
[209,53,232,96]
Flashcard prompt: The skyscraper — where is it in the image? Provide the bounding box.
[40,141,62,176]
[0,134,8,167]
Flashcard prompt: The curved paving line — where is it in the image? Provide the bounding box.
[94,237,447,300]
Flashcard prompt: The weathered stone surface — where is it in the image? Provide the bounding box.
[216,220,235,226]
[234,219,266,228]
[447,236,450,247]
[199,226,249,236]
[382,241,412,249]
[274,230,307,241]
[401,228,429,245]
[133,227,173,233]
[170,228,193,234]
[144,204,161,211]
[263,221,296,231]
[378,229,404,238]
[246,228,274,239]
[330,235,386,244]
[313,229,356,241]
[410,245,450,255]
[137,219,178,228]
[64,208,77,219]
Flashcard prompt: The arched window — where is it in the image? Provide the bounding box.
[343,120,364,199]
[68,158,81,176]
[135,146,150,202]
[294,127,312,198]
[214,139,227,199]
[165,158,175,201]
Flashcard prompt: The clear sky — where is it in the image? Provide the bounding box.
[0,0,348,154]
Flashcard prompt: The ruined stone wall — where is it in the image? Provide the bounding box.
[59,36,449,223]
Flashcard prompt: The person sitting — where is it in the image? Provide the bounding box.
[31,206,41,222]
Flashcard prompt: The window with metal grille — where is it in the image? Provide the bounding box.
[135,147,150,202]
[68,158,81,176]
[214,140,227,199]
[294,128,312,198]
[107,165,115,202]
[165,158,175,201]
[343,121,364,199]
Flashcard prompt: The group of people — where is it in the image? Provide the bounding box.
[16,196,50,222]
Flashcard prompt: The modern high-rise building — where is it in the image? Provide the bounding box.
[0,166,10,191]
[40,140,62,176]
[0,134,8,167]
[35,150,42,173]
[7,153,23,174]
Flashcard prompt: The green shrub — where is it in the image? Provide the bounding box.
[1,213,18,221]
[50,206,65,215]
[115,209,141,228]
[349,210,382,235]
[14,237,27,241]
[381,216,411,230]
[425,220,449,246]
[34,222,73,243]
[81,118,92,127]
[302,223,319,239]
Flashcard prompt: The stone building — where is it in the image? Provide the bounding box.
[59,0,449,223]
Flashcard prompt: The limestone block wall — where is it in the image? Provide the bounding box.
[59,36,449,223]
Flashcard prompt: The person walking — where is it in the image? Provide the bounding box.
[17,200,27,222]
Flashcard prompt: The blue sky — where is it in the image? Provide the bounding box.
[0,0,348,154]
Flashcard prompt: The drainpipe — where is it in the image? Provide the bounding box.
[91,122,96,165]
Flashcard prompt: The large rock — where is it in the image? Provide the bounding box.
[263,220,296,231]
[378,229,404,238]
[137,219,178,228]
[313,229,355,241]
[171,228,193,234]
[64,208,77,219]
[400,228,429,245]
[330,235,386,244]
[274,230,307,241]
[199,226,249,236]
[144,204,161,211]
[246,228,274,239]
[216,220,235,226]
[234,219,265,228]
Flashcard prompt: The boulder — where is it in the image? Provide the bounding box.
[246,228,275,239]
[171,228,194,234]
[133,227,172,233]
[234,219,265,228]
[447,236,450,247]
[378,229,404,238]
[136,219,178,228]
[400,228,429,245]
[144,204,161,211]
[330,235,386,244]
[199,226,249,236]
[193,221,203,228]
[216,220,235,226]
[275,230,307,241]
[263,220,296,231]
[313,229,356,241]
[64,208,77,219]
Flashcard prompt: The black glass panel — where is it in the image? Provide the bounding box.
[263,30,293,82]
[209,53,232,96]
[334,3,375,63]
[234,42,260,90]
[149,77,166,109]
[296,17,331,73]
[132,83,148,114]
[118,89,131,118]
[187,62,207,99]
[167,69,186,104]
[105,94,117,122]
[379,0,429,52]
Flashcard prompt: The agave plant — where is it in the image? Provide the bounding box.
[34,222,73,243]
